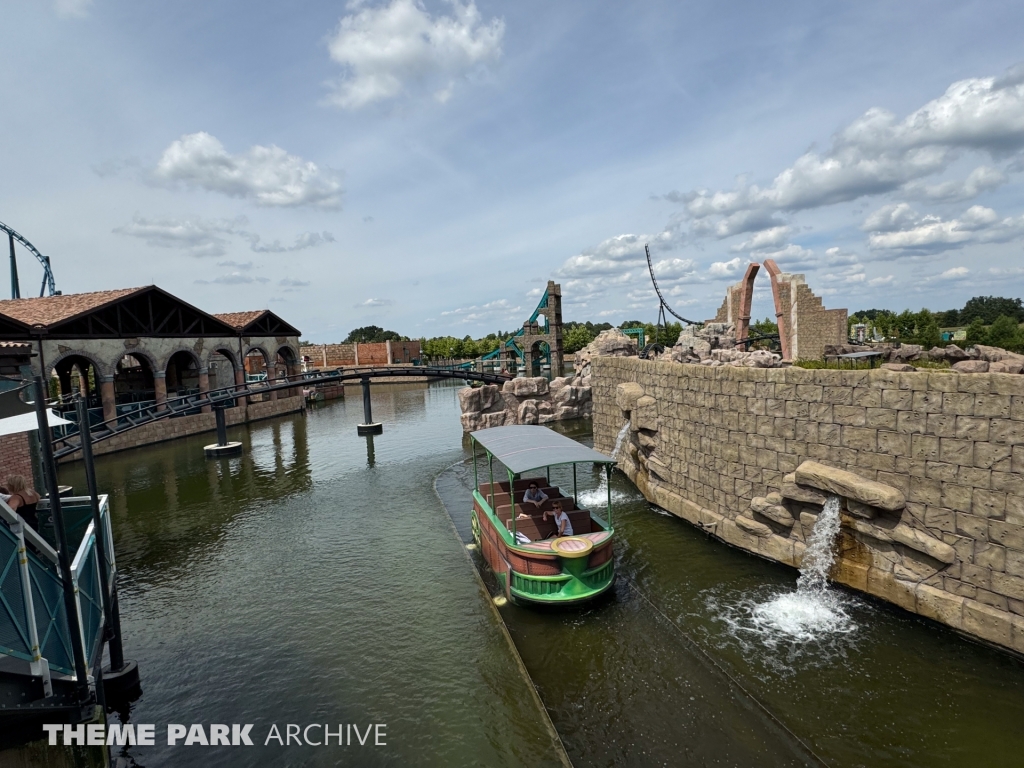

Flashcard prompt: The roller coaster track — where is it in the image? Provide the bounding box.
[0,220,57,297]
[645,243,700,326]
[50,366,510,459]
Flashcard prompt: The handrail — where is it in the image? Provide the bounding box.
[50,365,512,459]
[0,497,58,563]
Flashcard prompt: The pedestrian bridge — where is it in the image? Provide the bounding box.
[51,365,511,459]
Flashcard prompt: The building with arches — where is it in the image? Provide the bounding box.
[0,286,303,446]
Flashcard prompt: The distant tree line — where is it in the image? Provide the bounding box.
[344,325,409,343]
[850,296,1024,353]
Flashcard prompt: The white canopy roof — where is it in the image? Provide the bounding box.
[0,409,73,437]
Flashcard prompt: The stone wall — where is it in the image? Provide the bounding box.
[59,395,305,461]
[592,356,1024,655]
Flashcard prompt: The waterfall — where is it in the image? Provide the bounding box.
[796,495,842,594]
[610,422,630,461]
[745,494,854,641]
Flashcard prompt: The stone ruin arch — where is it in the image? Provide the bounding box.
[712,258,847,362]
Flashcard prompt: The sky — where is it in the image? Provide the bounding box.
[2,1,1024,342]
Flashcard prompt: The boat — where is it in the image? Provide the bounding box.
[468,425,617,606]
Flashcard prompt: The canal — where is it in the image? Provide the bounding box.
[61,382,1024,767]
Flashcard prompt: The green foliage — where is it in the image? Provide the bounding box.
[959,296,1024,325]
[915,315,940,349]
[987,315,1024,352]
[563,325,594,354]
[964,318,989,347]
[345,325,405,343]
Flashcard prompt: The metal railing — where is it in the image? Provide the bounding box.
[0,495,113,690]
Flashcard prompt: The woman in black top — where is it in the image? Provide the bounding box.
[5,474,41,531]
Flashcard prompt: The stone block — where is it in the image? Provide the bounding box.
[897,411,927,434]
[912,390,943,413]
[963,599,1013,647]
[992,572,1024,601]
[909,475,942,506]
[846,499,881,519]
[758,534,796,566]
[941,392,975,416]
[925,461,957,482]
[956,465,991,488]
[795,460,906,510]
[881,388,914,410]
[961,563,992,589]
[615,382,645,412]
[866,408,898,430]
[925,413,958,438]
[819,423,841,446]
[990,419,1024,445]
[735,514,772,537]
[939,438,974,465]
[833,405,867,426]
[891,523,957,564]
[833,558,869,592]
[974,394,1011,419]
[1013,616,1024,654]
[911,434,940,461]
[924,506,955,533]
[954,416,990,441]
[866,568,918,612]
[973,489,1006,519]
[842,426,877,452]
[916,583,964,628]
[876,430,910,456]
[955,512,988,539]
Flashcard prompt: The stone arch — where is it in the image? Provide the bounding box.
[47,349,109,380]
[529,340,550,376]
[243,345,272,382]
[207,347,240,392]
[113,350,157,407]
[48,351,105,405]
[165,349,202,397]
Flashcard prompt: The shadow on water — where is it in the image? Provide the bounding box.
[436,418,1024,768]
[59,381,569,768]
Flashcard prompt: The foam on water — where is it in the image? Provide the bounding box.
[710,495,858,665]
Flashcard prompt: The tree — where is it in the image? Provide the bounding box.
[564,325,594,354]
[960,296,1024,325]
[964,318,989,347]
[915,316,940,349]
[987,315,1023,352]
[345,326,404,343]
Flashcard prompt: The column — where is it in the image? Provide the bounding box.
[386,339,392,365]
[234,367,247,407]
[353,343,360,366]
[269,365,278,401]
[153,371,167,411]
[100,375,116,424]
[198,367,211,413]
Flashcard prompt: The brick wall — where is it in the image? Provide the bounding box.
[592,356,1024,655]
[301,341,422,368]
[0,432,35,486]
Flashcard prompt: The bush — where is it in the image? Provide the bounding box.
[563,325,594,354]
[986,315,1024,352]
[964,318,989,347]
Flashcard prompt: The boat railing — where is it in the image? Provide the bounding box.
[0,495,113,692]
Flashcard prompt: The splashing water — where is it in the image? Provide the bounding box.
[610,422,630,461]
[710,495,857,661]
[750,495,854,641]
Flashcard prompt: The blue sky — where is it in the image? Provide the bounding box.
[3,1,1024,342]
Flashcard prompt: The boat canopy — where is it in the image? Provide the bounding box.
[470,425,615,474]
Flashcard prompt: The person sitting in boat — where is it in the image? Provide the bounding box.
[523,482,547,510]
[3,474,41,531]
[544,500,573,538]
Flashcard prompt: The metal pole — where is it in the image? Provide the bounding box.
[508,468,516,540]
[488,453,494,509]
[573,463,578,508]
[34,377,90,701]
[472,439,478,491]
[606,464,613,528]
[9,232,20,299]
[215,404,228,447]
[361,375,372,424]
[76,398,124,671]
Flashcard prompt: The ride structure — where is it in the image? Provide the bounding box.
[0,220,58,299]
[469,425,617,606]
[642,243,699,356]
[453,280,564,377]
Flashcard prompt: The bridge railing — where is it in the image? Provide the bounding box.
[0,495,113,689]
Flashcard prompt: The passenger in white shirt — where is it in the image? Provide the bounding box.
[544,500,573,538]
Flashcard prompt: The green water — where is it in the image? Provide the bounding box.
[61,382,1024,767]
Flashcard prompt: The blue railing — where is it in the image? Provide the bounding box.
[0,496,113,686]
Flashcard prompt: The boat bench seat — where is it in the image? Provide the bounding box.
[479,477,548,496]
[496,497,577,522]
[508,509,592,542]
[487,487,563,508]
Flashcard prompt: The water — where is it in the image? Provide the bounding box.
[748,495,856,643]
[60,383,1024,767]
[610,422,630,461]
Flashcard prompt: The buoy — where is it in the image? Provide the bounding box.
[493,596,507,606]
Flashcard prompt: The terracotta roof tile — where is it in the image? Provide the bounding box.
[0,341,32,352]
[213,311,268,330]
[0,287,146,328]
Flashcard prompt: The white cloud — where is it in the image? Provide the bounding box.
[114,214,335,258]
[902,165,1008,201]
[670,66,1024,238]
[731,226,791,252]
[355,298,394,308]
[280,278,311,287]
[154,132,342,208]
[217,260,254,270]
[325,0,504,109]
[868,275,895,286]
[938,266,969,279]
[865,203,1024,253]
[439,297,522,324]
[195,273,270,285]
[54,0,92,18]
[708,257,742,277]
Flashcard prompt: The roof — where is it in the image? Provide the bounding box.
[213,309,301,336]
[0,287,144,328]
[470,425,614,474]
[214,311,267,329]
[0,341,32,352]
